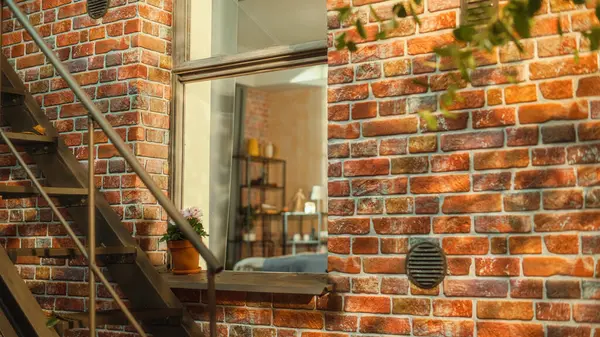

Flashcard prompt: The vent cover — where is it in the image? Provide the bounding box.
[460,0,498,25]
[87,0,108,19]
[406,242,447,289]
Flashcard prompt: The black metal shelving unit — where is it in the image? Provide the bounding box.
[233,155,286,261]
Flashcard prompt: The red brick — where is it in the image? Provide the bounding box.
[475,257,520,276]
[519,101,588,124]
[392,298,430,316]
[363,256,406,274]
[510,279,543,299]
[343,158,389,176]
[577,76,600,97]
[491,237,508,254]
[328,181,350,197]
[420,112,469,132]
[352,237,378,254]
[473,172,512,191]
[413,319,474,337]
[379,138,408,155]
[507,126,539,146]
[328,256,361,273]
[574,304,600,323]
[329,67,354,85]
[351,177,407,196]
[328,237,350,254]
[379,98,407,116]
[535,211,600,231]
[431,153,469,172]
[542,124,576,143]
[433,216,471,234]
[530,54,597,80]
[351,276,378,294]
[383,59,410,77]
[362,117,418,136]
[532,147,566,166]
[583,235,600,254]
[569,144,600,164]
[372,217,430,234]
[351,40,404,63]
[329,143,349,159]
[350,102,376,119]
[471,65,525,86]
[515,168,576,189]
[410,174,470,194]
[328,123,360,139]
[472,107,516,128]
[443,237,489,255]
[444,279,508,297]
[344,296,390,313]
[523,256,594,277]
[408,32,455,55]
[441,131,503,151]
[327,84,369,103]
[328,104,349,121]
[385,197,413,214]
[415,196,439,214]
[541,79,573,99]
[474,149,529,170]
[475,215,532,233]
[273,310,323,329]
[380,277,409,295]
[328,218,370,235]
[409,135,437,153]
[536,303,572,322]
[509,236,542,254]
[432,299,472,317]
[547,326,592,337]
[478,301,533,320]
[579,121,600,141]
[543,190,583,210]
[547,279,581,298]
[477,322,543,337]
[329,199,355,216]
[380,238,408,254]
[324,313,356,332]
[359,316,410,334]
[371,77,428,97]
[390,156,428,174]
[442,194,502,214]
[505,84,537,104]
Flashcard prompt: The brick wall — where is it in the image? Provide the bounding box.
[0,0,173,315]
[1,0,600,336]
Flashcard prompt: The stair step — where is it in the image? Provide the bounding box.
[1,86,25,96]
[0,185,88,199]
[0,132,55,146]
[55,308,183,328]
[7,247,137,263]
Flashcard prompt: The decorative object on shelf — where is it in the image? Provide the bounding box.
[261,203,278,214]
[303,233,311,242]
[160,207,208,275]
[310,228,317,241]
[290,188,306,212]
[310,185,323,213]
[320,231,328,241]
[247,138,260,157]
[243,231,256,242]
[304,201,316,214]
[264,142,274,158]
[293,233,301,242]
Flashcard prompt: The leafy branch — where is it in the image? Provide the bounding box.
[335,0,600,124]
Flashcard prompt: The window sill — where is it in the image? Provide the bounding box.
[161,270,331,295]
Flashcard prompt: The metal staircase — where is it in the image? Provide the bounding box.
[0,0,222,336]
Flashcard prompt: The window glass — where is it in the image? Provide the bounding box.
[190,0,327,59]
[182,65,328,271]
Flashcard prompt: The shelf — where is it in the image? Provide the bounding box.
[241,184,284,190]
[287,240,321,245]
[283,212,328,217]
[233,155,286,164]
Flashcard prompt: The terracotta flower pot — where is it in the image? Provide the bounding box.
[168,239,201,275]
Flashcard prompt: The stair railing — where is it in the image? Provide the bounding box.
[3,1,223,337]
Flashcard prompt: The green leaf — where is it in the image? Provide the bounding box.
[393,4,408,18]
[355,19,367,39]
[412,78,429,88]
[453,25,477,42]
[596,4,600,21]
[514,13,531,38]
[335,32,347,50]
[574,48,580,62]
[558,14,564,35]
[527,0,542,16]
[441,108,459,119]
[46,316,59,328]
[419,110,437,131]
[573,0,585,4]
[409,2,422,25]
[370,5,383,22]
[375,31,387,40]
[338,7,352,23]
[347,41,358,52]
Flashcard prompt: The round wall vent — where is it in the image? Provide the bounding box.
[406,242,447,289]
[87,0,109,19]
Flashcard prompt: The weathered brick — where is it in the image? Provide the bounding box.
[514,168,576,189]
[536,303,572,321]
[509,236,542,254]
[478,322,543,337]
[518,101,588,124]
[472,107,516,128]
[477,301,533,320]
[475,215,531,233]
[441,131,504,151]
[442,194,502,214]
[390,156,428,174]
[475,257,520,276]
[544,234,580,253]
[373,217,430,234]
[443,237,489,255]
[473,172,512,191]
[410,174,470,194]
[359,316,410,334]
[542,124,576,143]
[535,211,600,231]
[413,319,474,337]
[546,279,581,298]
[431,153,469,172]
[523,256,595,277]
[444,279,508,297]
[344,296,390,313]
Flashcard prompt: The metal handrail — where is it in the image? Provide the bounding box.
[0,130,148,337]
[4,1,222,336]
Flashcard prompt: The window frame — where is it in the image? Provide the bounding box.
[169,0,329,269]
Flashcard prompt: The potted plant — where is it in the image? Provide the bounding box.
[160,207,208,275]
